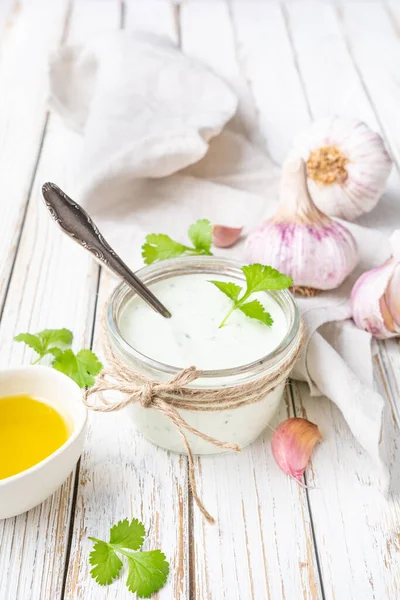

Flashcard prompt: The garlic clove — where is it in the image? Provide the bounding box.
[212,225,242,248]
[271,418,322,484]
[351,230,400,339]
[292,117,392,221]
[245,157,359,292]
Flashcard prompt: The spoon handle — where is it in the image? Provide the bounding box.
[41,182,171,319]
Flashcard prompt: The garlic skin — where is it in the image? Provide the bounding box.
[292,117,392,221]
[245,158,359,292]
[271,418,322,485]
[351,230,400,339]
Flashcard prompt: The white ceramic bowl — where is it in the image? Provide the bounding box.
[0,366,87,520]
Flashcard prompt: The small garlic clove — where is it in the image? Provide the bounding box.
[212,225,243,248]
[292,116,392,221]
[351,230,400,339]
[245,158,359,292]
[271,418,322,484]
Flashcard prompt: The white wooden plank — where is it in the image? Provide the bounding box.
[230,0,311,163]
[0,0,70,310]
[282,3,400,598]
[0,2,120,599]
[179,3,322,598]
[64,3,190,599]
[292,365,400,600]
[338,3,400,172]
[191,392,322,600]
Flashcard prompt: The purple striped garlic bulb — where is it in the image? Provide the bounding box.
[351,230,400,339]
[245,157,359,294]
[292,117,392,221]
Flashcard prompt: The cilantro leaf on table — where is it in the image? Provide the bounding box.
[210,263,293,328]
[52,349,102,388]
[14,328,73,364]
[14,327,102,388]
[142,219,213,264]
[89,540,123,585]
[126,550,170,598]
[109,518,146,550]
[89,519,169,598]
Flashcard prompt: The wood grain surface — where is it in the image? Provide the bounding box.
[0,1,399,599]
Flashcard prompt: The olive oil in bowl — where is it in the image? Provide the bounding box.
[0,394,70,480]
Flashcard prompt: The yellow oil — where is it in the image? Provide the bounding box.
[0,394,70,480]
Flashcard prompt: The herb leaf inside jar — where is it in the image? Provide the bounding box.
[210,264,293,328]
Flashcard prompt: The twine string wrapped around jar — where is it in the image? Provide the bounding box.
[84,318,305,524]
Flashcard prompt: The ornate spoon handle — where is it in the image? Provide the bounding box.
[42,182,171,319]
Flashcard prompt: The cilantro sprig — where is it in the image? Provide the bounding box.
[89,518,169,598]
[142,219,213,264]
[14,328,102,388]
[210,264,293,328]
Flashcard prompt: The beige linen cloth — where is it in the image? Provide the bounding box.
[49,31,394,490]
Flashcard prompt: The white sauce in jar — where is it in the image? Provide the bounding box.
[119,273,288,370]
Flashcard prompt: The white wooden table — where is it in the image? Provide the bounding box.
[1,0,400,598]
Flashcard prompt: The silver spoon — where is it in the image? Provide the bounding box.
[41,182,171,319]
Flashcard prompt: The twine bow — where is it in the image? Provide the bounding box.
[84,319,305,524]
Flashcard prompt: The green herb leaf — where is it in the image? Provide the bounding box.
[142,234,190,264]
[89,539,123,586]
[188,219,212,254]
[89,519,169,597]
[14,333,44,356]
[209,280,242,302]
[52,349,102,388]
[211,263,292,328]
[14,328,73,363]
[126,551,170,598]
[109,518,146,551]
[142,219,214,264]
[239,299,273,326]
[242,264,293,293]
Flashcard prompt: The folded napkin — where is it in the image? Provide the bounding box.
[49,31,393,490]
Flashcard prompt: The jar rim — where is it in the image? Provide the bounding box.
[106,256,301,380]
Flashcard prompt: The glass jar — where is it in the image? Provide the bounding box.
[106,256,301,455]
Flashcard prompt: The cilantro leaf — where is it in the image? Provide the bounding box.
[188,219,212,254]
[239,299,273,326]
[38,328,73,347]
[89,519,169,597]
[142,219,214,264]
[14,328,73,364]
[209,280,242,302]
[89,539,123,585]
[14,333,44,356]
[242,264,293,293]
[109,518,146,551]
[211,263,292,328]
[142,234,189,264]
[52,349,102,388]
[126,551,170,598]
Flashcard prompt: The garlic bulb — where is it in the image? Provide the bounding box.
[351,230,400,339]
[245,157,359,293]
[292,117,392,221]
